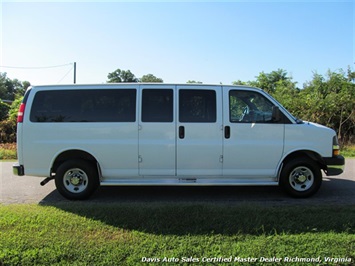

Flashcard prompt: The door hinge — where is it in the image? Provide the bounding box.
[138,155,143,163]
[219,155,223,163]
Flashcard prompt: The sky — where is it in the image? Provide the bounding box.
[0,0,354,88]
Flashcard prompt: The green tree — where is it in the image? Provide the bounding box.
[231,68,355,142]
[0,101,10,121]
[232,69,296,94]
[0,72,28,100]
[232,80,247,85]
[346,65,355,82]
[140,74,163,83]
[255,69,294,94]
[300,69,355,142]
[107,69,138,83]
[0,73,29,142]
[8,97,23,123]
[22,81,31,92]
[186,80,203,84]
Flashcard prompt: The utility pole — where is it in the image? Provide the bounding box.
[73,62,76,84]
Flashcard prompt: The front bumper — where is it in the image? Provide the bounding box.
[323,155,345,176]
[13,163,25,176]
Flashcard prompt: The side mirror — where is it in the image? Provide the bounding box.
[272,106,281,122]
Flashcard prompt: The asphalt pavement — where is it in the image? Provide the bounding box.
[1,159,354,205]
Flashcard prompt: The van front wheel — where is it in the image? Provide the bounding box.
[280,157,322,198]
[55,160,99,200]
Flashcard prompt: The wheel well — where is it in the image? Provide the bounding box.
[282,150,326,170]
[52,150,98,174]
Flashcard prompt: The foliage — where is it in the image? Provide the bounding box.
[0,73,29,144]
[233,69,297,95]
[107,68,139,83]
[7,97,23,123]
[0,120,17,143]
[299,70,355,141]
[140,74,163,82]
[0,101,10,121]
[0,72,29,101]
[186,80,203,84]
[233,67,355,142]
[107,69,165,83]
[0,203,354,265]
[0,97,22,143]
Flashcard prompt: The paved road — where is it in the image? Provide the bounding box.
[1,160,354,205]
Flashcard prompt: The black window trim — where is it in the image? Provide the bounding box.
[178,89,217,123]
[30,89,137,123]
[141,88,174,123]
[228,89,290,124]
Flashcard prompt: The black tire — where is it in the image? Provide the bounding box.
[55,160,99,200]
[279,157,322,198]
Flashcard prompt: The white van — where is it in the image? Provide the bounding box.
[13,84,344,200]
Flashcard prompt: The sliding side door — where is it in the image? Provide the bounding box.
[138,85,176,176]
[177,86,223,176]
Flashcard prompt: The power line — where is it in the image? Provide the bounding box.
[0,63,73,69]
[1,62,77,84]
[57,65,74,84]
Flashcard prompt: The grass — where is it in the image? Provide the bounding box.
[0,143,17,160]
[342,145,355,158]
[1,203,354,265]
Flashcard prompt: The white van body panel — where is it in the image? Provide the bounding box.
[284,122,334,158]
[222,87,284,178]
[20,84,140,178]
[176,85,223,176]
[22,122,139,178]
[223,123,284,178]
[138,122,176,176]
[138,85,176,176]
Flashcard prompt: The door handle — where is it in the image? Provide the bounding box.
[225,126,230,139]
[179,126,185,139]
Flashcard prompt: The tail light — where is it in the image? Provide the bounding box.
[17,103,26,123]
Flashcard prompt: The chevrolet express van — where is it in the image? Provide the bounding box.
[13,84,345,200]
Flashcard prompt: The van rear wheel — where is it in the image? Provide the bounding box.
[55,160,99,200]
[280,157,322,198]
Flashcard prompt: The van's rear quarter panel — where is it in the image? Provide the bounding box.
[22,122,138,177]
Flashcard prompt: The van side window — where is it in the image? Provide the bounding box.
[229,90,275,123]
[179,89,216,122]
[142,89,173,122]
[30,89,136,122]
